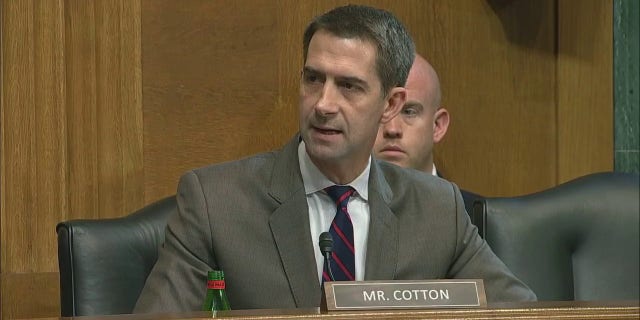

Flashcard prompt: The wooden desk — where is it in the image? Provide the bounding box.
[55,301,638,320]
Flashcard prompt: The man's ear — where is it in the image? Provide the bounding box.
[381,87,406,124]
[433,107,450,143]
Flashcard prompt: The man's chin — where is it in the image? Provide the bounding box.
[376,156,407,167]
[306,143,342,161]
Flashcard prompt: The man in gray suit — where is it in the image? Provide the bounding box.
[135,4,535,313]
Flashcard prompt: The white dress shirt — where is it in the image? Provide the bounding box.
[298,141,370,284]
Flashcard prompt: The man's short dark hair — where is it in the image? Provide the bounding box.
[303,5,415,95]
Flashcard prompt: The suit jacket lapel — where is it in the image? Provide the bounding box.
[268,135,321,307]
[365,160,399,280]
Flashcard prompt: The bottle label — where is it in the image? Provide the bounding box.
[207,280,226,289]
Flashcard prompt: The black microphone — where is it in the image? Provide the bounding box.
[319,232,335,281]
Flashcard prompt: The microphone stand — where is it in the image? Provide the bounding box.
[323,252,335,282]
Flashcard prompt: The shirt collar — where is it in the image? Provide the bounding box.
[298,140,370,200]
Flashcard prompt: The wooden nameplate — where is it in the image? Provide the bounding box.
[321,279,486,311]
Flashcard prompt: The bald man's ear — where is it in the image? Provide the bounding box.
[381,87,406,124]
[433,107,450,143]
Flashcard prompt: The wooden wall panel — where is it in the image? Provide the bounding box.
[93,0,144,219]
[557,0,614,182]
[142,0,292,202]
[65,0,143,222]
[1,0,67,277]
[0,273,60,319]
[66,0,99,220]
[427,0,558,196]
[1,0,67,318]
[119,0,144,214]
[1,0,142,318]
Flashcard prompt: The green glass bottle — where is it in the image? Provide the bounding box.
[202,270,231,312]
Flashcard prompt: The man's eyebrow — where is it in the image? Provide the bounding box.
[302,67,370,90]
[404,102,424,110]
[302,66,321,74]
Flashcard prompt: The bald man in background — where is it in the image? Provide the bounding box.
[374,54,481,215]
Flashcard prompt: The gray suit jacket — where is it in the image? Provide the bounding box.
[134,135,535,313]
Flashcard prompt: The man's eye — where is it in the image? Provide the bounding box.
[402,107,418,116]
[339,81,359,91]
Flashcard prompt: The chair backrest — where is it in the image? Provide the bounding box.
[472,172,639,301]
[56,195,176,316]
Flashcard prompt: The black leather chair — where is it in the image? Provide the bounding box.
[56,195,176,316]
[472,172,639,301]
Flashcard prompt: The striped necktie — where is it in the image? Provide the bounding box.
[323,185,356,281]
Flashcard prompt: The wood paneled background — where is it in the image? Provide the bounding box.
[0,0,612,318]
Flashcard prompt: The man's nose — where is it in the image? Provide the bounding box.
[315,83,339,117]
[382,116,403,138]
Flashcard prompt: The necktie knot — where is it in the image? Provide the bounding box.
[324,185,355,206]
